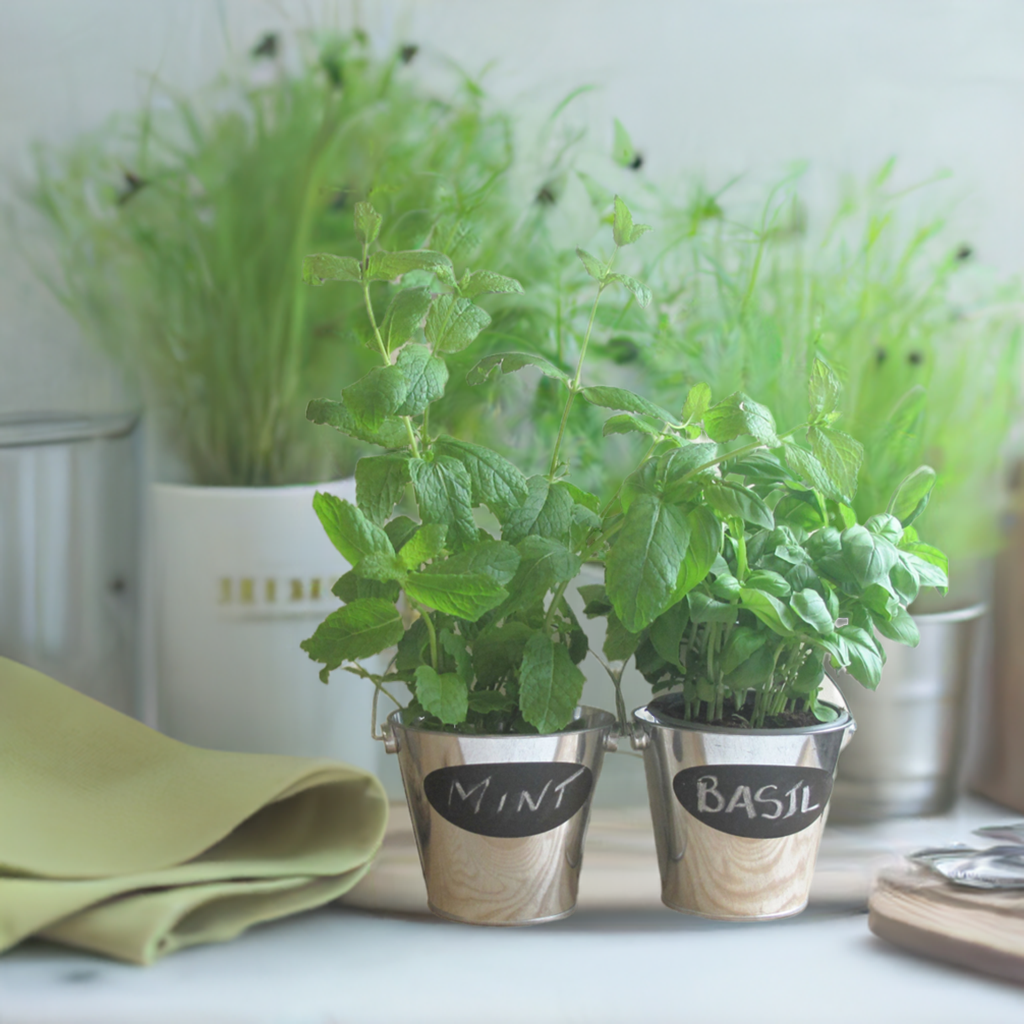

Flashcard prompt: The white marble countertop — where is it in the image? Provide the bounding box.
[3,797,1024,1024]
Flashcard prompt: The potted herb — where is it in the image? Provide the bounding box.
[28,32,525,763]
[300,198,666,924]
[577,359,948,919]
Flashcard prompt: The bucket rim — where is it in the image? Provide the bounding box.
[388,704,615,740]
[633,699,852,738]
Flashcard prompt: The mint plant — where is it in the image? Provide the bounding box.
[301,197,652,734]
[584,364,950,729]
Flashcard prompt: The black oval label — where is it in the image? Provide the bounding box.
[424,762,594,838]
[672,764,833,839]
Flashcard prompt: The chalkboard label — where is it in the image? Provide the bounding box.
[424,762,594,838]
[672,764,833,839]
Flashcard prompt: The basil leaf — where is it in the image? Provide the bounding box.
[837,625,884,689]
[704,480,775,530]
[790,588,835,635]
[738,588,797,636]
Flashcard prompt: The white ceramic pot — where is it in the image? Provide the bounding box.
[151,480,379,773]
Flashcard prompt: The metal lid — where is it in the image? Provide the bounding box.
[0,413,138,448]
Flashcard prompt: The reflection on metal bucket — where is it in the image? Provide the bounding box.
[0,414,139,713]
[386,706,615,925]
[632,702,854,920]
[830,604,986,822]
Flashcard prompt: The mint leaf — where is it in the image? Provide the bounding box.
[433,435,529,519]
[606,494,693,633]
[466,351,570,386]
[414,665,468,725]
[607,272,651,307]
[409,455,477,549]
[603,609,643,661]
[612,119,636,168]
[331,571,400,605]
[576,170,613,210]
[384,515,419,552]
[344,364,409,431]
[612,195,650,246]
[382,288,432,352]
[302,253,362,285]
[313,492,394,565]
[355,455,410,526]
[404,569,506,620]
[430,539,520,585]
[398,524,448,569]
[498,537,581,617]
[354,201,382,245]
[782,443,843,502]
[301,598,404,681]
[576,247,607,282]
[367,250,455,286]
[704,392,779,446]
[579,386,680,427]
[472,621,533,685]
[425,295,492,354]
[502,475,573,544]
[648,601,689,667]
[602,413,662,438]
[682,382,712,423]
[808,356,842,421]
[459,270,524,298]
[394,343,448,416]
[809,425,864,502]
[467,690,516,714]
[439,628,473,683]
[518,633,585,733]
[306,397,409,449]
[355,551,407,582]
[674,507,721,601]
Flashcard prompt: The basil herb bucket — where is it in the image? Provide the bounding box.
[300,199,653,925]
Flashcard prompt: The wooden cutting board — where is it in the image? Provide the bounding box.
[869,863,1024,984]
[340,802,894,915]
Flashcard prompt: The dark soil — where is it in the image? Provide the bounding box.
[648,692,822,730]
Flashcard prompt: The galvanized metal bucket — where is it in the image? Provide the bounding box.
[829,604,987,822]
[632,699,854,920]
[384,706,616,925]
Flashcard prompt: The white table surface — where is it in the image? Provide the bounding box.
[3,797,1024,1024]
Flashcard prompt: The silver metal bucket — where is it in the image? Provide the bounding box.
[632,700,854,920]
[0,413,139,714]
[385,706,616,925]
[829,604,987,822]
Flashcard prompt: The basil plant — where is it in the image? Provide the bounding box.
[585,367,950,730]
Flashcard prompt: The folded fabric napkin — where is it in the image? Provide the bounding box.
[0,657,388,964]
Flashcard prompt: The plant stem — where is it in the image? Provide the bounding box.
[411,599,439,670]
[361,280,421,458]
[678,423,807,485]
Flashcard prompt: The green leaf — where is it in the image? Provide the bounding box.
[404,569,506,621]
[306,397,410,449]
[576,247,607,282]
[467,690,516,714]
[498,537,581,617]
[606,494,693,633]
[612,119,636,167]
[899,548,949,590]
[874,605,920,646]
[790,588,835,635]
[425,295,492,354]
[313,493,394,565]
[579,386,680,427]
[344,365,409,431]
[466,351,570,386]
[382,289,433,353]
[704,392,779,446]
[518,633,585,733]
[555,480,601,514]
[439,629,473,683]
[745,570,791,598]
[837,625,884,689]
[682,382,712,424]
[738,588,797,636]
[355,455,410,526]
[613,195,635,246]
[674,507,721,601]
[409,456,477,549]
[367,249,455,286]
[607,272,651,307]
[721,627,768,676]
[414,665,468,725]
[331,571,400,605]
[354,551,407,582]
[398,524,448,569]
[724,643,777,689]
[809,425,864,503]
[302,253,362,285]
[502,475,573,544]
[603,413,662,438]
[841,525,899,588]
[472,621,533,685]
[384,515,419,552]
[705,481,775,530]
[603,609,643,661]
[394,343,448,416]
[433,435,529,518]
[887,466,937,528]
[687,590,736,623]
[782,443,844,503]
[808,357,842,421]
[459,269,524,298]
[865,513,904,546]
[577,170,613,210]
[301,599,404,681]
[427,539,520,585]
[354,201,382,245]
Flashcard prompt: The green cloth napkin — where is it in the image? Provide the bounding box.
[0,657,389,964]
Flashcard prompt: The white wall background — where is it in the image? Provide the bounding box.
[2,0,1023,420]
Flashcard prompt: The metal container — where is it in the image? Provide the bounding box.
[829,604,987,822]
[0,413,139,713]
[385,706,616,925]
[632,700,854,920]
